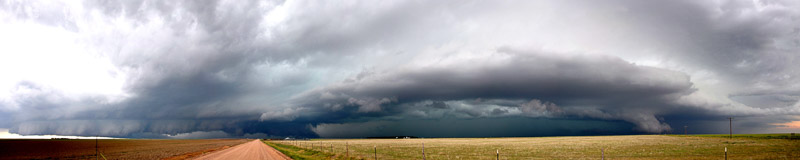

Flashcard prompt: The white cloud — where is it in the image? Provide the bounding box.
[0,19,128,112]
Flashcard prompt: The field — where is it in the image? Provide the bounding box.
[694,133,798,139]
[0,139,249,160]
[267,134,800,160]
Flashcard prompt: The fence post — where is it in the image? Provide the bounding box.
[601,148,604,160]
[374,146,378,160]
[422,143,426,160]
[346,142,349,158]
[496,149,499,160]
[725,147,727,160]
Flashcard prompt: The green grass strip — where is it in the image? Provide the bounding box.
[262,140,351,160]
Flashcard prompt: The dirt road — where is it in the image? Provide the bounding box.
[193,140,290,160]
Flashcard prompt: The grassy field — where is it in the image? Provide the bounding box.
[268,134,800,160]
[263,140,346,160]
[0,139,249,160]
[693,133,799,139]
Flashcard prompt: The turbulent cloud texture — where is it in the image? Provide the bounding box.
[293,49,693,132]
[1,0,799,138]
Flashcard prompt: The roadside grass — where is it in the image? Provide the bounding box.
[263,140,353,160]
[269,135,800,160]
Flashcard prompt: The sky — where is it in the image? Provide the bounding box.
[1,0,799,139]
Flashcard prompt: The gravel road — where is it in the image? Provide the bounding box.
[194,140,291,160]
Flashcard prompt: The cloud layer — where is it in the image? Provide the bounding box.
[1,0,799,138]
[292,48,693,132]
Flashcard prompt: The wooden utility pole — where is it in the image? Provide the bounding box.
[728,117,733,139]
[684,126,688,135]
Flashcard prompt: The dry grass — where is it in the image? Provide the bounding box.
[271,135,800,160]
[0,139,249,160]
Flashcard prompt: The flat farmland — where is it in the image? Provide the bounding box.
[269,135,800,160]
[0,139,249,160]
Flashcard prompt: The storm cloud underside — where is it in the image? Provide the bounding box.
[1,0,799,138]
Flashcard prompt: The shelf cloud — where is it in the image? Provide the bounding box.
[1,0,799,138]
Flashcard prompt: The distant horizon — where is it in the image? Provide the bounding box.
[0,129,116,139]
[4,127,796,140]
[3,133,797,140]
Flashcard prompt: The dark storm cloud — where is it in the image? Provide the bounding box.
[311,117,637,138]
[1,0,799,138]
[602,0,800,108]
[290,48,694,133]
[1,0,318,137]
[1,0,465,137]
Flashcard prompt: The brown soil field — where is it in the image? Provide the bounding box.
[0,139,250,160]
